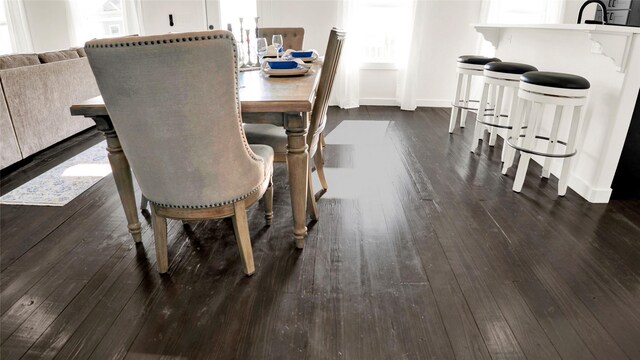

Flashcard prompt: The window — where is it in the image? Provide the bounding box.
[0,0,12,55]
[69,0,125,45]
[355,0,412,65]
[219,0,257,34]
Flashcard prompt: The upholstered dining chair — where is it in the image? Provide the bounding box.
[85,31,274,276]
[244,28,345,220]
[258,27,305,50]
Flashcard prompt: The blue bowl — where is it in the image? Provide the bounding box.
[268,60,298,69]
[290,51,314,58]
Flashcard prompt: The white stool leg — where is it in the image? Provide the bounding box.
[449,72,464,133]
[460,73,472,128]
[486,83,497,135]
[558,106,582,196]
[542,105,563,179]
[501,87,519,163]
[471,82,490,152]
[513,101,542,192]
[502,98,527,175]
[489,85,504,147]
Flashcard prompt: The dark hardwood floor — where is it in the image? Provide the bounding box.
[1,106,639,359]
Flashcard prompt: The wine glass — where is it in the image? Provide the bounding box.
[272,34,283,60]
[256,37,268,65]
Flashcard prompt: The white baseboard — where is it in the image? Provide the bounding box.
[416,99,450,108]
[330,98,451,108]
[358,98,451,108]
[568,174,612,203]
[358,98,399,106]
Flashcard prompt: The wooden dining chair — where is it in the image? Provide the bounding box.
[258,27,305,50]
[244,28,345,220]
[85,31,274,276]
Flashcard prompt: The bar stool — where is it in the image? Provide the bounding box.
[449,55,501,133]
[505,71,590,196]
[471,62,538,157]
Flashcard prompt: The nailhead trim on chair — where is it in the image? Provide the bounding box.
[88,32,270,209]
[152,184,260,209]
[151,167,274,209]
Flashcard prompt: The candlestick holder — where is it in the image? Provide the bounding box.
[254,17,260,64]
[246,30,255,67]
[238,17,249,68]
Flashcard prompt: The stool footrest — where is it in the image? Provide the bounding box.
[451,99,495,112]
[506,135,577,158]
[475,114,513,129]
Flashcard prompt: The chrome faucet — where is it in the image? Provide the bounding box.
[577,0,609,24]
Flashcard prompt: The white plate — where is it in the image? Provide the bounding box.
[283,50,319,63]
[262,64,310,77]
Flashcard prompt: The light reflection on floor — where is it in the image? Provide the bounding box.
[325,120,390,145]
[313,120,396,201]
[61,163,112,177]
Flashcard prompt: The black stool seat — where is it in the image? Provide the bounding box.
[484,61,537,74]
[457,55,501,65]
[521,71,590,90]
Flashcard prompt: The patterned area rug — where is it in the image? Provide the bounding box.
[0,141,111,206]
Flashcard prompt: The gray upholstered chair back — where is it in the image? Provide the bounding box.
[85,31,268,208]
[258,27,305,50]
[308,28,346,156]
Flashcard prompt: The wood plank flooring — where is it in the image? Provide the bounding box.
[1,106,639,359]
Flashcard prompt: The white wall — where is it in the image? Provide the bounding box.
[140,0,207,34]
[23,0,74,52]
[416,1,483,106]
[248,0,483,107]
[17,0,585,107]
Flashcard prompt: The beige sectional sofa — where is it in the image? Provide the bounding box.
[0,49,99,169]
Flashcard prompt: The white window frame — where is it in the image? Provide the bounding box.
[0,0,13,55]
[355,0,412,69]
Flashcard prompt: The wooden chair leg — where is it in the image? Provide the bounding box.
[307,165,320,221]
[140,194,149,211]
[317,136,326,165]
[264,179,273,226]
[314,152,328,192]
[151,206,169,273]
[320,132,326,149]
[232,201,255,276]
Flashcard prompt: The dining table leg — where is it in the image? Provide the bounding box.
[92,116,143,243]
[284,112,310,249]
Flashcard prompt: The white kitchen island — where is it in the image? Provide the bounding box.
[474,23,640,203]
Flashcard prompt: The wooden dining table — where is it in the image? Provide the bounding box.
[70,63,322,248]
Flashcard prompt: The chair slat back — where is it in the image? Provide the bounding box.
[308,28,346,156]
[85,31,267,208]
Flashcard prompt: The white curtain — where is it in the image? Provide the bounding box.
[123,0,144,35]
[330,0,361,109]
[5,0,33,53]
[396,0,426,111]
[544,0,566,23]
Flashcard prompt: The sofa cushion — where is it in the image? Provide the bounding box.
[0,58,99,158]
[71,47,87,57]
[38,50,80,63]
[0,54,41,70]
